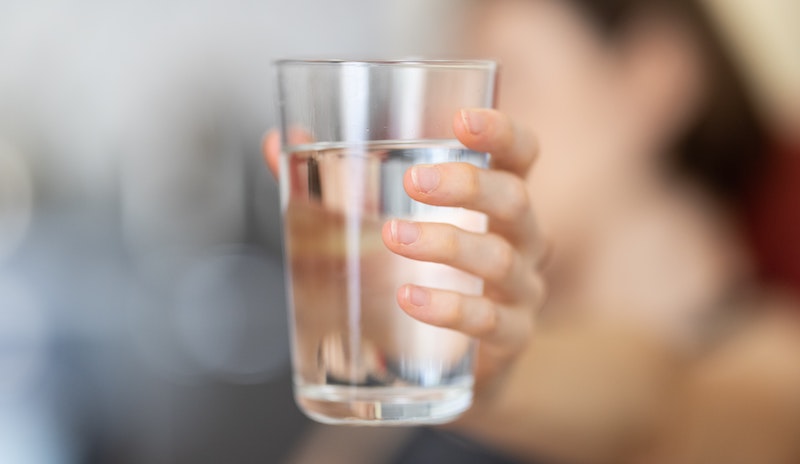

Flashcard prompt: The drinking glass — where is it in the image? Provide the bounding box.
[276,59,497,425]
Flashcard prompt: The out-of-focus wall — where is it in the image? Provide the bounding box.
[0,1,423,463]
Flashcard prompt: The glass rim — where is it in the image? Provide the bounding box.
[274,58,498,71]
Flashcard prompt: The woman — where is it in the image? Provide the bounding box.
[265,0,800,462]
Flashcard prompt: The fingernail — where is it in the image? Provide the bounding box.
[405,285,430,307]
[461,109,488,135]
[411,165,440,193]
[390,220,420,245]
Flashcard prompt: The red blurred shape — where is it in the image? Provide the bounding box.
[746,141,800,297]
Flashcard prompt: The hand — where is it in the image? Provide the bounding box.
[379,109,548,397]
[262,109,548,398]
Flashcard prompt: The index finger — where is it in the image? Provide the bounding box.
[261,128,316,179]
[262,130,281,178]
[453,109,538,176]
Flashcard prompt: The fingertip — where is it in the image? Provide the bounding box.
[396,284,432,318]
[396,284,416,315]
[453,108,499,149]
[455,110,539,175]
[396,284,411,307]
[381,220,395,248]
[262,130,281,178]
[262,129,279,154]
[453,110,470,140]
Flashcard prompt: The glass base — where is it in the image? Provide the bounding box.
[295,384,473,426]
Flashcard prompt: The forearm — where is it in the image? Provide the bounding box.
[452,310,800,464]
[452,321,683,464]
[638,311,800,464]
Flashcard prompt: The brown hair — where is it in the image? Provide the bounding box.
[566,0,769,207]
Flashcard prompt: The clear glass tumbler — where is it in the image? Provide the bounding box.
[275,59,497,425]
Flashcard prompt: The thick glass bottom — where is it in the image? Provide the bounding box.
[295,384,473,426]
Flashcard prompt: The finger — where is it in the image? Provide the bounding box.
[396,284,532,351]
[382,220,536,301]
[403,162,538,245]
[262,130,281,178]
[262,128,317,179]
[453,108,538,176]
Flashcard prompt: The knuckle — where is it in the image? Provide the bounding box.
[497,178,531,222]
[493,111,513,142]
[458,163,482,204]
[533,238,554,271]
[439,163,482,206]
[445,293,466,328]
[513,119,537,149]
[519,126,539,162]
[507,122,538,173]
[488,238,516,282]
[502,310,533,351]
[532,274,549,313]
[523,272,548,314]
[438,225,461,262]
[517,317,535,345]
[474,302,499,337]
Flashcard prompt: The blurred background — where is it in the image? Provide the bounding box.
[0,0,797,463]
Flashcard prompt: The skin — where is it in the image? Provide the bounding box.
[265,1,800,462]
[264,115,800,464]
[264,108,546,392]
